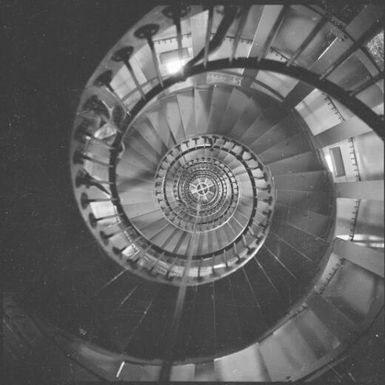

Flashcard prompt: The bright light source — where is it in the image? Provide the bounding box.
[159,48,190,75]
[324,153,334,173]
[166,58,185,74]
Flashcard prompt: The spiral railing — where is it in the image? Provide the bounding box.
[5,2,383,383]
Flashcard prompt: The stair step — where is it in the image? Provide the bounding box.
[306,292,360,343]
[268,151,324,175]
[214,343,270,381]
[146,109,176,149]
[162,98,186,142]
[170,364,195,381]
[230,269,268,342]
[154,225,181,251]
[259,329,299,381]
[285,205,332,240]
[195,360,217,381]
[276,189,333,216]
[271,202,332,241]
[105,283,159,353]
[242,4,286,85]
[116,173,155,192]
[177,90,196,138]
[240,106,286,144]
[218,87,250,135]
[124,132,162,165]
[214,277,243,351]
[264,233,314,281]
[119,189,154,205]
[250,114,299,154]
[187,283,216,357]
[117,361,160,381]
[138,216,169,238]
[259,132,311,164]
[294,307,340,359]
[134,118,168,157]
[270,223,330,265]
[124,285,177,358]
[121,200,159,219]
[229,96,263,140]
[174,286,198,360]
[273,170,332,192]
[322,260,384,324]
[118,147,157,173]
[275,316,319,371]
[256,247,293,304]
[333,238,384,277]
[243,259,286,323]
[194,87,212,135]
[207,86,233,134]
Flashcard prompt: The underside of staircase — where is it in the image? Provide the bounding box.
[3,1,384,383]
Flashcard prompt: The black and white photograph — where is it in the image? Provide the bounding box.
[2,0,384,383]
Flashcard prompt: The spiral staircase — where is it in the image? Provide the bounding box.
[3,2,384,383]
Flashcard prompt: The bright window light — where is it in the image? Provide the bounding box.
[324,152,334,173]
[166,58,185,74]
[159,48,190,75]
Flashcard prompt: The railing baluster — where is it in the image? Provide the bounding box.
[94,70,115,94]
[320,18,384,80]
[74,124,115,150]
[162,4,186,72]
[258,5,288,62]
[222,248,229,268]
[72,150,112,168]
[75,169,112,188]
[163,3,191,72]
[286,15,328,67]
[99,230,121,245]
[165,258,178,280]
[229,6,250,63]
[187,6,237,68]
[113,246,141,268]
[175,8,183,73]
[134,24,163,86]
[112,46,146,100]
[94,71,131,120]
[249,5,288,81]
[80,95,110,120]
[80,192,117,209]
[89,212,123,228]
[204,6,214,68]
[175,10,183,55]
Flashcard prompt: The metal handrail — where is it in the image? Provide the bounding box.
[114,58,383,141]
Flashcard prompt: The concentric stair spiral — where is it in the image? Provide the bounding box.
[6,2,384,383]
[70,73,339,369]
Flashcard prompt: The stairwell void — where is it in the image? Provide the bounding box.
[4,2,384,383]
